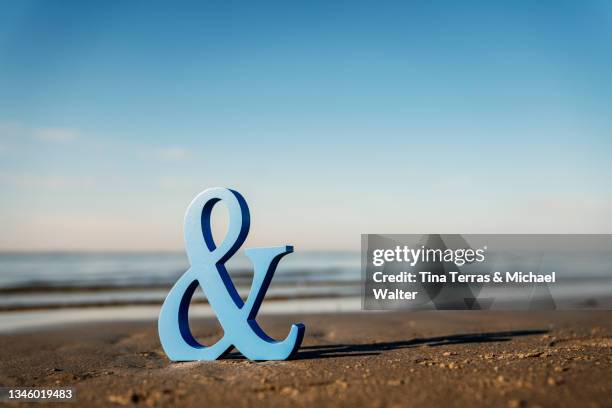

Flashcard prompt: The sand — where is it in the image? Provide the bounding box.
[0,311,610,407]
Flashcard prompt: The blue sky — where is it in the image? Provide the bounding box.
[1,1,611,250]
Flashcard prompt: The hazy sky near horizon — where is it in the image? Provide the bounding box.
[1,1,611,251]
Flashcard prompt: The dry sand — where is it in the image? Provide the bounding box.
[0,311,611,407]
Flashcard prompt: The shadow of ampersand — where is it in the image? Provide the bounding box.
[294,329,549,360]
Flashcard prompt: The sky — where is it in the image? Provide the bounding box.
[1,0,611,251]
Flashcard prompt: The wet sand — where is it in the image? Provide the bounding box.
[0,311,610,407]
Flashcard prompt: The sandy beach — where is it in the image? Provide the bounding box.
[0,310,610,407]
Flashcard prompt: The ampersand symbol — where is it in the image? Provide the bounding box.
[158,188,305,361]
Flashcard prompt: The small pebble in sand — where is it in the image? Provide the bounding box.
[334,379,348,390]
[108,394,131,406]
[518,351,544,359]
[547,377,564,386]
[280,386,299,397]
[507,398,527,408]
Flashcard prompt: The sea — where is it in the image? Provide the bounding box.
[0,250,610,332]
[0,251,362,311]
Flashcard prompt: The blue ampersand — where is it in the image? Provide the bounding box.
[158,187,305,361]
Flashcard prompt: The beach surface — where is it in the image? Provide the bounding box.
[0,311,610,407]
